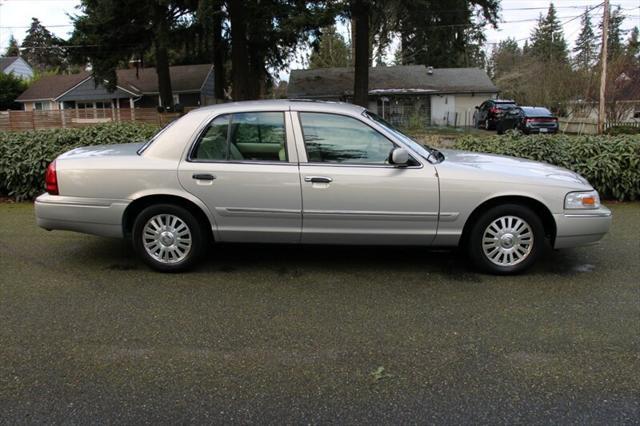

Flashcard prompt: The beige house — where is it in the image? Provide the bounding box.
[287,65,499,127]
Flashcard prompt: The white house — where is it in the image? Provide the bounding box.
[0,56,34,79]
[287,65,499,127]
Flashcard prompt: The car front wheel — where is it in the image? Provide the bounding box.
[132,204,207,272]
[467,204,544,274]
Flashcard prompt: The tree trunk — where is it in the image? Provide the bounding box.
[212,6,225,101]
[153,4,174,110]
[352,0,370,108]
[229,0,250,101]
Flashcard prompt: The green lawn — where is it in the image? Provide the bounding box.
[1,202,639,423]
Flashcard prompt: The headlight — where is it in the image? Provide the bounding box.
[565,190,601,209]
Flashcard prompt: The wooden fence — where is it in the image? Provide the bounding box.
[0,108,194,132]
[558,118,640,135]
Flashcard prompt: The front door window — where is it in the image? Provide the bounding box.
[299,112,395,164]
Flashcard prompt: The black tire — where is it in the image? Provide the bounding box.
[467,204,545,275]
[132,203,207,272]
[496,122,504,135]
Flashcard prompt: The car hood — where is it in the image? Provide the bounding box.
[59,142,145,159]
[438,149,590,187]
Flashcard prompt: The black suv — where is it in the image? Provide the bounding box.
[497,107,559,134]
[474,99,517,130]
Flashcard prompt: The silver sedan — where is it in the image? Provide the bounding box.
[35,100,611,274]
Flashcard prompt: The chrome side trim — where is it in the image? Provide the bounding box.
[438,212,460,222]
[304,210,439,221]
[564,212,612,218]
[216,207,301,217]
[36,196,130,208]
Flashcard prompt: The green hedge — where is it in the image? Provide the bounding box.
[454,133,640,201]
[0,123,159,200]
[605,125,640,136]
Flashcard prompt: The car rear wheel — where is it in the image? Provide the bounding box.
[132,204,207,272]
[467,204,544,274]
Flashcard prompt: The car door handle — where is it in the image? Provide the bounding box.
[304,176,333,183]
[192,173,216,181]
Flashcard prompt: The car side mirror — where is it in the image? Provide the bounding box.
[475,106,480,110]
[389,148,410,166]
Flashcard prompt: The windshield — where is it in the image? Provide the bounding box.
[363,110,441,162]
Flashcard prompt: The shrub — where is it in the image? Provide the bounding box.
[0,122,159,200]
[605,125,640,136]
[454,133,640,201]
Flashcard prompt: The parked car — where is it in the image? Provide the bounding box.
[474,99,517,130]
[497,106,559,135]
[35,100,611,274]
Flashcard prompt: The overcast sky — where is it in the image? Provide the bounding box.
[1,0,638,80]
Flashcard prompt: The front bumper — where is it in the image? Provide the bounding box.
[35,193,130,238]
[553,206,612,249]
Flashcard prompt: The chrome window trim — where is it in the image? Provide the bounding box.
[294,111,424,169]
[186,110,294,164]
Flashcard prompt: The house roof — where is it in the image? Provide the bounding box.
[287,65,498,98]
[16,64,213,102]
[117,64,213,94]
[1,56,22,71]
[16,72,91,101]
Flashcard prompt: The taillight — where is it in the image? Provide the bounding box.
[45,160,59,195]
[490,107,499,114]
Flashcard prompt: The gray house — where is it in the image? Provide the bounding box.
[287,65,498,127]
[16,64,215,112]
[0,56,34,79]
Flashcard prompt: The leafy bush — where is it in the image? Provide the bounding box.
[454,133,640,201]
[605,125,640,136]
[0,122,159,200]
[0,72,29,110]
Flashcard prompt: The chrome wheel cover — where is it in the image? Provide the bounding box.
[482,215,534,267]
[142,214,192,264]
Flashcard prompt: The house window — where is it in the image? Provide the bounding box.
[34,102,44,110]
[173,94,180,105]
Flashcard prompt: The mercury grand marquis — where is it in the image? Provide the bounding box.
[35,100,612,274]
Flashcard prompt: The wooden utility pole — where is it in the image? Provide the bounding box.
[598,0,609,134]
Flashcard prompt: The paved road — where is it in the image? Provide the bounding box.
[1,202,639,424]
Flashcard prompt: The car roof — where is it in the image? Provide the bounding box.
[492,99,516,103]
[193,99,366,115]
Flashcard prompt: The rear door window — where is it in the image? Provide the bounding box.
[192,112,287,162]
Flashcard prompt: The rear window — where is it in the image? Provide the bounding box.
[495,103,517,110]
[521,107,552,116]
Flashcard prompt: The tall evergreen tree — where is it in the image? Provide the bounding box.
[228,0,335,100]
[309,26,351,69]
[396,0,499,68]
[600,5,626,60]
[529,4,568,63]
[573,8,597,70]
[21,18,66,71]
[626,27,639,60]
[71,0,197,109]
[5,35,21,57]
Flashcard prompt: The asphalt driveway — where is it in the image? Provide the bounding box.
[1,202,639,424]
